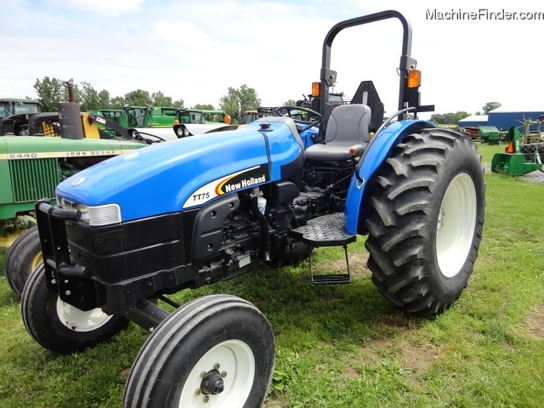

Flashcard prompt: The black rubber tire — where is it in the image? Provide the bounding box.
[364,129,485,316]
[4,226,42,296]
[520,142,544,163]
[21,263,130,354]
[123,294,275,408]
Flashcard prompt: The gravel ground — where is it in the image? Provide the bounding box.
[524,169,544,183]
[484,165,544,183]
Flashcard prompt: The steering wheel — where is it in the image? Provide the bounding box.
[129,129,165,145]
[273,106,323,132]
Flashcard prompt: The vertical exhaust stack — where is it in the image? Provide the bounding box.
[58,80,84,139]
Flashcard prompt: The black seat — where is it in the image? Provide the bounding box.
[305,104,371,162]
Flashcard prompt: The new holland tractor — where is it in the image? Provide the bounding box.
[21,10,485,407]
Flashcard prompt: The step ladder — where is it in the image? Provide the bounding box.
[289,212,356,284]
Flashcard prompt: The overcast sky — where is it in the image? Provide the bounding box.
[2,0,542,119]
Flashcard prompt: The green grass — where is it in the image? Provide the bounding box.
[1,144,543,407]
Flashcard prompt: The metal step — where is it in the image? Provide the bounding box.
[289,212,356,247]
[309,243,352,285]
[290,213,356,285]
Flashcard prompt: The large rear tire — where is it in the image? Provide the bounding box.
[123,294,275,408]
[21,263,130,354]
[4,226,42,296]
[521,142,544,163]
[365,129,485,316]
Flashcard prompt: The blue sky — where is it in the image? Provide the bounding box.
[1,0,542,118]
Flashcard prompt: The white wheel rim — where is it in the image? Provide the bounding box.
[56,298,113,332]
[179,339,255,407]
[436,172,477,278]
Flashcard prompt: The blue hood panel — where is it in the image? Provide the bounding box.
[56,120,305,222]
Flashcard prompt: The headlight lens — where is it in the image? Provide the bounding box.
[57,197,121,226]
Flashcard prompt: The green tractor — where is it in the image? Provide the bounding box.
[0,98,42,136]
[1,101,149,295]
[491,126,543,176]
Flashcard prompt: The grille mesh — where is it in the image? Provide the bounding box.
[10,158,61,202]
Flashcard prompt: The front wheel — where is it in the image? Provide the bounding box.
[123,294,275,408]
[364,129,485,316]
[4,226,42,297]
[21,263,130,354]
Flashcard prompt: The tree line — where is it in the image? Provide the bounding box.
[32,77,263,124]
[430,102,501,125]
[32,77,502,126]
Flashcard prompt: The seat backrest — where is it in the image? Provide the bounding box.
[324,104,371,146]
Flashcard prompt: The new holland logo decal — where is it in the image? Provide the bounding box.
[184,164,269,209]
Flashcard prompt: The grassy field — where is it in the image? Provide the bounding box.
[0,142,543,407]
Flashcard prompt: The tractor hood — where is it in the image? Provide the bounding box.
[55,118,309,222]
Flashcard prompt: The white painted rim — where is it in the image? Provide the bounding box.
[436,172,477,278]
[56,298,113,332]
[178,339,255,407]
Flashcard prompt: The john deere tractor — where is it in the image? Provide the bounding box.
[1,100,150,295]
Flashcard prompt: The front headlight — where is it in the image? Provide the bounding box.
[57,197,121,226]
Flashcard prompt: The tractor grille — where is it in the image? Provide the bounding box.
[9,158,61,203]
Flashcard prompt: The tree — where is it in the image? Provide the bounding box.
[482,102,501,114]
[192,104,215,110]
[151,91,172,107]
[452,111,470,124]
[78,82,111,111]
[283,99,297,106]
[219,85,261,124]
[151,91,183,108]
[110,96,126,109]
[33,76,69,111]
[430,111,471,125]
[124,89,153,107]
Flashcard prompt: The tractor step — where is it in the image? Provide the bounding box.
[289,212,356,247]
[290,212,356,285]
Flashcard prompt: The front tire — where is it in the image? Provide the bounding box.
[21,263,130,354]
[4,226,42,296]
[365,129,485,316]
[123,294,275,408]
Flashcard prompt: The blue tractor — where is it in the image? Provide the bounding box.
[22,10,485,408]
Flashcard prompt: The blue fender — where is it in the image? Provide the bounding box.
[344,119,435,235]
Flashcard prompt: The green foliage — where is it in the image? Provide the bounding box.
[33,76,69,111]
[192,103,215,110]
[151,91,184,108]
[430,111,470,125]
[219,84,261,124]
[123,89,152,107]
[483,101,501,114]
[283,99,297,106]
[32,77,185,112]
[77,82,111,111]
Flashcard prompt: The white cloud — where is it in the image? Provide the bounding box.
[1,0,542,116]
[48,0,145,17]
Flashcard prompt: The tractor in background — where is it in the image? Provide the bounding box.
[492,126,543,176]
[1,95,150,295]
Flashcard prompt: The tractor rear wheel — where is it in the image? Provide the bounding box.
[521,142,544,163]
[21,263,130,354]
[4,226,42,296]
[365,129,485,316]
[123,294,275,408]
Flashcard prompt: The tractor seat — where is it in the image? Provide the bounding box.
[305,104,371,161]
